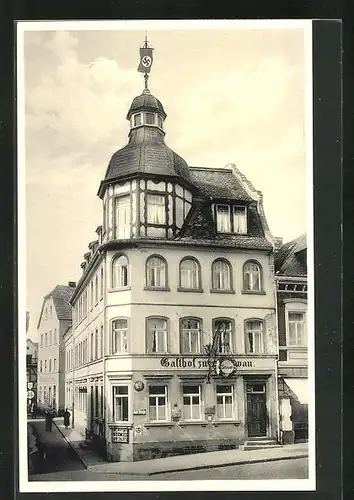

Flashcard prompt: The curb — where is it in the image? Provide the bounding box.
[53,421,88,469]
[87,453,309,476]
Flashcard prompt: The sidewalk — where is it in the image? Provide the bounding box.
[53,420,308,476]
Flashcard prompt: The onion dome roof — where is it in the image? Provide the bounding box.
[126,91,166,119]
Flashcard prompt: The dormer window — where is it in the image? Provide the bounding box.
[216,204,247,234]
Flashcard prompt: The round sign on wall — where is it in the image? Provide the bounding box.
[134,381,145,392]
[27,390,35,400]
[218,357,236,378]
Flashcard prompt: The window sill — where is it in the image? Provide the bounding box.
[144,421,174,428]
[241,290,266,295]
[210,289,235,294]
[179,421,208,427]
[177,287,204,293]
[213,420,241,426]
[144,286,170,292]
[108,287,131,293]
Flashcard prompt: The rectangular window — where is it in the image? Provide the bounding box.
[44,360,47,372]
[90,281,94,310]
[133,113,141,126]
[245,320,264,354]
[40,334,43,346]
[213,319,233,354]
[45,332,48,346]
[149,386,167,421]
[112,319,128,354]
[95,329,99,359]
[43,386,47,403]
[288,312,306,346]
[182,385,201,420]
[101,325,104,358]
[233,206,247,234]
[40,360,42,373]
[146,318,167,353]
[145,112,155,124]
[216,385,234,419]
[216,205,231,233]
[157,116,163,128]
[49,330,52,345]
[39,386,42,403]
[112,386,129,421]
[147,194,165,224]
[115,196,131,239]
[53,358,56,372]
[100,268,104,299]
[95,276,98,304]
[181,319,201,354]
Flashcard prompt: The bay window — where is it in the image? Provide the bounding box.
[146,194,166,225]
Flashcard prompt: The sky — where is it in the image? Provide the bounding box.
[21,21,310,341]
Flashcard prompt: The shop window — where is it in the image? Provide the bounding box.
[243,261,262,292]
[182,385,201,420]
[112,318,128,354]
[149,386,167,421]
[112,386,129,422]
[211,259,232,291]
[115,195,131,239]
[245,320,264,354]
[212,319,233,354]
[146,255,167,288]
[146,194,166,225]
[146,317,168,353]
[216,385,234,419]
[112,254,129,288]
[180,318,202,354]
[288,312,306,346]
[179,258,200,289]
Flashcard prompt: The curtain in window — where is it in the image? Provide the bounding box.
[216,205,230,232]
[180,259,199,288]
[113,255,128,288]
[214,320,232,353]
[115,196,131,239]
[146,318,167,353]
[288,312,305,345]
[212,260,231,290]
[243,262,261,291]
[112,318,128,354]
[181,318,201,353]
[245,320,263,353]
[233,206,247,233]
[146,257,166,287]
[147,194,165,224]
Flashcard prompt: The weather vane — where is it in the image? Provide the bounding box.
[137,33,154,92]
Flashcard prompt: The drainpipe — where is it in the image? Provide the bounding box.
[102,252,107,444]
[273,267,281,443]
[72,322,75,428]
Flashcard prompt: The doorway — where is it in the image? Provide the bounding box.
[246,382,267,437]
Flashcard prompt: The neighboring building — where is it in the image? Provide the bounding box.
[26,338,38,413]
[37,283,76,413]
[64,75,280,462]
[275,234,308,444]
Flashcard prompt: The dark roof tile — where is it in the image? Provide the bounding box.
[190,168,254,202]
[275,234,307,276]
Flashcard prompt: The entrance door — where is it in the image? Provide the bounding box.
[246,383,267,437]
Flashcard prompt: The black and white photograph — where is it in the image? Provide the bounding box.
[18,19,315,492]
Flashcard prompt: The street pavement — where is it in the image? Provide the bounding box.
[28,418,309,482]
[30,458,308,481]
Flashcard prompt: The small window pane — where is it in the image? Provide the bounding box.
[134,114,141,126]
[149,386,166,395]
[145,112,155,124]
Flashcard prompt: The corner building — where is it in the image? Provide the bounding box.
[66,85,279,462]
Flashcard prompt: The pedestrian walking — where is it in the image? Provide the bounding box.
[63,408,71,429]
[45,409,53,432]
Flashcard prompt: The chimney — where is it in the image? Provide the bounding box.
[68,281,76,288]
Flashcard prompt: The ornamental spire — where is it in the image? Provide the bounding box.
[137,33,154,94]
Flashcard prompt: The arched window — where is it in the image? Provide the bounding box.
[112,318,129,354]
[146,256,167,288]
[146,317,168,353]
[211,259,232,291]
[180,318,202,354]
[245,319,264,354]
[112,254,129,288]
[243,261,262,291]
[179,258,201,289]
[212,318,234,354]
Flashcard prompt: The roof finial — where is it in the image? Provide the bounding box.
[137,34,154,94]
